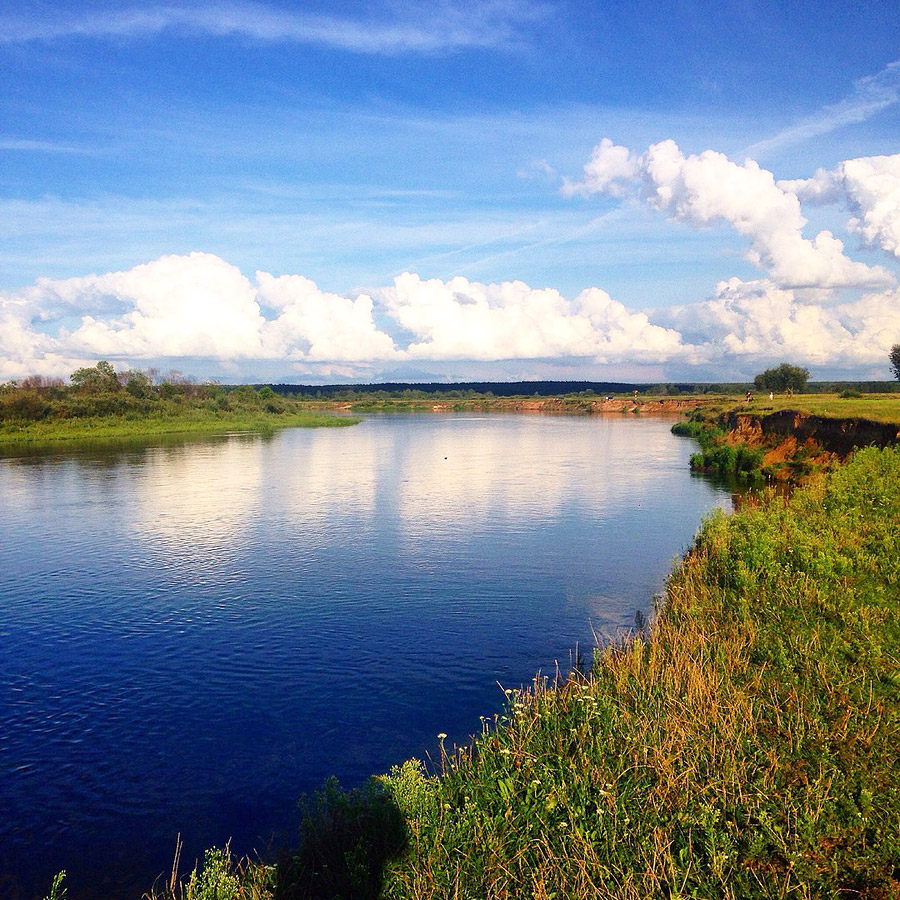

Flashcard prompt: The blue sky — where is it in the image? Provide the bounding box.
[1,0,899,382]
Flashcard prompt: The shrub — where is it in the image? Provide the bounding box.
[276,777,407,900]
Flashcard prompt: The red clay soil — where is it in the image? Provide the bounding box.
[721,410,900,481]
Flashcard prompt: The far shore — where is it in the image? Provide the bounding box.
[316,389,900,427]
[0,411,360,447]
[3,364,899,450]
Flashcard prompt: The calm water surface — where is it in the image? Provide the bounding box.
[0,414,730,898]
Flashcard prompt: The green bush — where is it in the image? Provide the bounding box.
[185,848,242,900]
[379,759,437,820]
[276,777,407,900]
[675,419,764,480]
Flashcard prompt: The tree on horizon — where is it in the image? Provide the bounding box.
[753,363,810,394]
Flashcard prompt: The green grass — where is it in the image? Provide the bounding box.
[697,392,900,426]
[0,410,358,445]
[0,372,360,446]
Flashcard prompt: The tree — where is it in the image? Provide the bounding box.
[20,375,65,392]
[122,370,153,399]
[890,344,900,382]
[70,360,120,392]
[753,363,810,394]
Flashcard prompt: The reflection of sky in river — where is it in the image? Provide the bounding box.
[1,415,725,553]
[0,414,732,900]
[393,414,680,528]
[123,414,696,535]
[131,438,265,563]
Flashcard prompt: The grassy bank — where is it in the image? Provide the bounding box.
[117,446,899,900]
[670,392,900,483]
[338,389,900,424]
[0,410,357,445]
[0,365,358,446]
[692,392,900,427]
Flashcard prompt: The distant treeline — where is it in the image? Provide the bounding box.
[264,380,899,399]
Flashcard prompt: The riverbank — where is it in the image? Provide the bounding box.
[0,368,360,446]
[343,394,715,415]
[113,444,899,900]
[672,393,900,482]
[333,390,900,434]
[0,410,358,446]
[685,392,900,426]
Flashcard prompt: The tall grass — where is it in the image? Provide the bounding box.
[142,840,275,900]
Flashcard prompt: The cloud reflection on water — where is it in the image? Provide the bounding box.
[390,415,683,538]
[118,414,697,555]
[129,436,266,563]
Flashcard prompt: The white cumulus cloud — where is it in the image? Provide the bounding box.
[1,245,897,381]
[0,252,398,374]
[0,297,74,378]
[662,278,900,368]
[781,152,900,260]
[257,272,397,361]
[561,138,638,197]
[567,138,894,290]
[66,252,267,358]
[381,272,685,362]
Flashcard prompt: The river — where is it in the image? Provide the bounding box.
[0,413,732,898]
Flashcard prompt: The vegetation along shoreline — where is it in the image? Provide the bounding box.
[0,362,359,446]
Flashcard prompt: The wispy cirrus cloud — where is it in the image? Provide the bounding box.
[0,1,547,54]
[743,60,900,160]
[0,137,102,154]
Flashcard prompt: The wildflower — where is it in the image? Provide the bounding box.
[437,732,447,740]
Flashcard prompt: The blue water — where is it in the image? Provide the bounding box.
[0,414,730,898]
